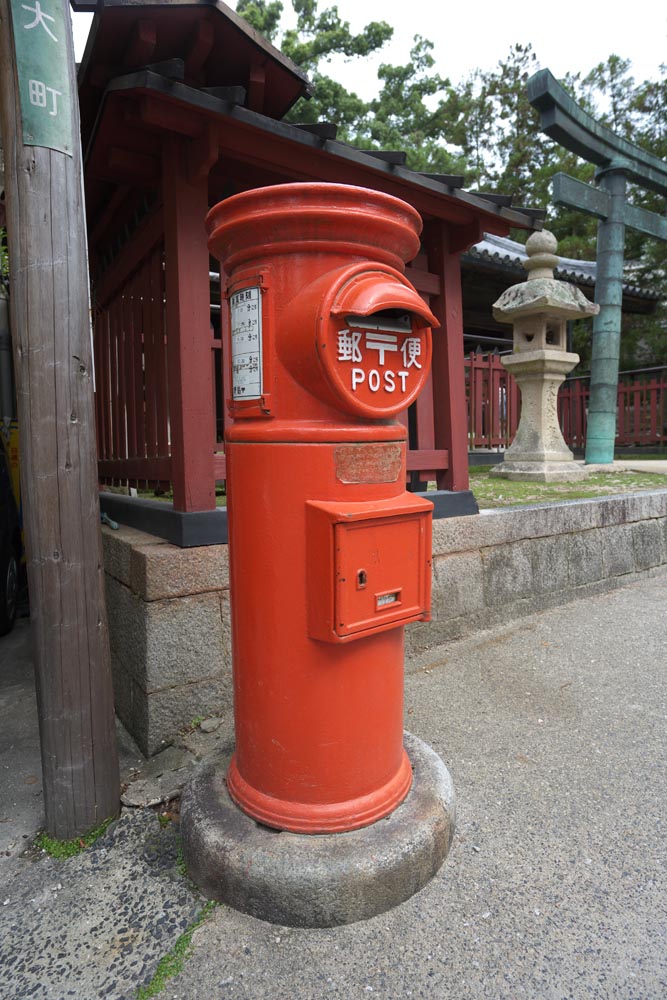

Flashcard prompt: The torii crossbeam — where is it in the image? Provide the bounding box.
[527,69,667,464]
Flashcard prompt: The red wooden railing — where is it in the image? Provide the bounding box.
[465,351,667,450]
[93,251,454,498]
[465,351,521,449]
[94,242,173,490]
[560,368,667,448]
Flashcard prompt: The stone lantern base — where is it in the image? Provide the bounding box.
[490,458,589,483]
[490,350,591,484]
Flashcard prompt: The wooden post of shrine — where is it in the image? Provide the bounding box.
[0,0,119,838]
[162,134,216,511]
[424,220,470,492]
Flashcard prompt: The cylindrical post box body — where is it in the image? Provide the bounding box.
[207,184,437,833]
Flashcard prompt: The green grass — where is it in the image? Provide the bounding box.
[469,465,667,509]
[176,838,188,879]
[136,901,218,999]
[35,817,114,860]
[135,487,227,508]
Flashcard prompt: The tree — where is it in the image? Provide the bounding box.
[236,0,392,135]
[234,1,667,368]
[360,36,466,174]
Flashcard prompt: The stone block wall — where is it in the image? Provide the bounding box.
[102,526,232,756]
[103,490,667,755]
[406,490,667,655]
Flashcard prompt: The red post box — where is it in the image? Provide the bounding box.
[207,183,439,834]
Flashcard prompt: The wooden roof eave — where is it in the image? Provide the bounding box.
[86,69,543,246]
[75,0,313,147]
[74,0,313,95]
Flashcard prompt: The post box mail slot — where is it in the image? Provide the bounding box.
[306,494,432,642]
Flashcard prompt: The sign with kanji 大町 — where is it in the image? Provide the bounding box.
[9,0,73,154]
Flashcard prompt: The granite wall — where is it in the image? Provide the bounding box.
[103,490,667,755]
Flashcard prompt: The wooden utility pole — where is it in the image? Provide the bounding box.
[0,0,119,838]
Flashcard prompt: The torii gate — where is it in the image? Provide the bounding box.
[527,69,667,464]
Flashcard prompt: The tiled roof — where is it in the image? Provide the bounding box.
[466,233,660,301]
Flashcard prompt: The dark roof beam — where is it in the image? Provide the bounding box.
[124,18,157,68]
[97,71,541,229]
[142,58,185,81]
[131,92,206,139]
[248,61,266,113]
[419,173,465,189]
[353,149,407,166]
[292,122,339,141]
[512,207,547,220]
[184,19,215,78]
[202,85,247,105]
[475,192,513,207]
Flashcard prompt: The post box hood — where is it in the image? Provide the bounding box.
[329,270,439,330]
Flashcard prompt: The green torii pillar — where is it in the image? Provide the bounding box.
[527,69,667,464]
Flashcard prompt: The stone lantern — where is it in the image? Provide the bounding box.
[491,230,599,482]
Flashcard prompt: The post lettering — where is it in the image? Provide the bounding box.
[351,368,365,391]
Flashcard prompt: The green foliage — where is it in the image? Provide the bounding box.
[235,0,283,41]
[136,901,218,999]
[581,55,636,136]
[176,838,188,878]
[35,817,114,860]
[363,37,465,174]
[280,0,392,73]
[233,2,667,368]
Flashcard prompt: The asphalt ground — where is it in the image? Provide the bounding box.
[1,573,666,999]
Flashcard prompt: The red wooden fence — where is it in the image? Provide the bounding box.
[465,351,521,449]
[94,242,172,490]
[94,254,452,498]
[465,352,667,451]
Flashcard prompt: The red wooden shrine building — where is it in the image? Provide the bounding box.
[76,0,543,543]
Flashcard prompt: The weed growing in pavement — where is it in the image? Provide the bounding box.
[136,900,218,999]
[179,715,205,736]
[35,817,114,860]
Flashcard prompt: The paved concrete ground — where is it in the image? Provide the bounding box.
[614,459,667,474]
[0,620,41,872]
[583,459,667,475]
[1,574,666,999]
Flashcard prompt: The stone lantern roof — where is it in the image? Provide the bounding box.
[492,231,599,323]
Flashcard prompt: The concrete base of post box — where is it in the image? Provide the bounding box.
[180,731,455,928]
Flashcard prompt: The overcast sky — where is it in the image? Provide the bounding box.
[72,1,667,97]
